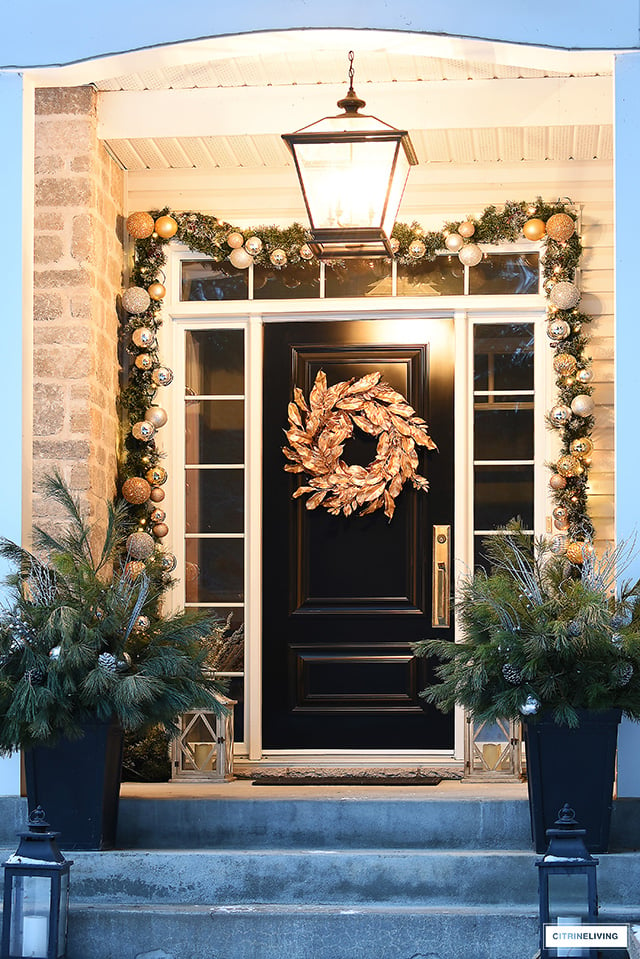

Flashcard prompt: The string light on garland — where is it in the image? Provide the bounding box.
[118,198,595,561]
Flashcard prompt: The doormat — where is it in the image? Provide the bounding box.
[250,773,444,786]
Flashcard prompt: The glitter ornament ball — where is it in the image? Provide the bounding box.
[557,454,581,477]
[553,353,577,375]
[227,231,244,249]
[547,319,571,341]
[122,287,151,314]
[152,367,174,387]
[153,522,169,538]
[132,327,155,348]
[146,466,168,486]
[148,281,166,301]
[408,240,426,258]
[523,218,546,241]
[570,436,594,458]
[132,420,156,442]
[145,407,168,429]
[549,473,567,490]
[570,394,595,417]
[126,530,156,560]
[244,236,263,256]
[270,249,287,267]
[458,221,475,238]
[445,233,464,252]
[126,211,155,239]
[229,247,253,270]
[135,354,153,371]
[122,477,151,504]
[299,244,314,260]
[458,243,483,267]
[549,404,572,426]
[566,541,587,564]
[576,368,594,385]
[549,281,580,310]
[545,213,576,242]
[124,560,146,580]
[150,487,165,503]
[154,215,178,239]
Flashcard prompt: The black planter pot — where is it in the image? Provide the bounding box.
[24,719,124,851]
[523,709,621,853]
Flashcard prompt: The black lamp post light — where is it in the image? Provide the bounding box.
[1,808,72,959]
[536,803,627,958]
[282,51,418,259]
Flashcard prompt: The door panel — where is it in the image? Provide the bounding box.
[262,318,454,750]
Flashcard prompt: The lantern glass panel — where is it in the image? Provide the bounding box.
[10,875,51,958]
[56,873,69,957]
[547,873,591,922]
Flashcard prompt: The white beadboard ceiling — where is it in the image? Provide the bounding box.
[91,35,614,171]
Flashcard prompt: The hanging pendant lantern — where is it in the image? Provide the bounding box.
[282,51,418,259]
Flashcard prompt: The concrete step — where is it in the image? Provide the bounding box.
[66,902,542,959]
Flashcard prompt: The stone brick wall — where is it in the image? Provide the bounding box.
[33,86,124,533]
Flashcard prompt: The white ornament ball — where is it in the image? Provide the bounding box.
[549,281,580,310]
[244,236,263,256]
[152,367,174,387]
[145,407,168,429]
[570,394,595,417]
[49,646,61,661]
[445,233,464,252]
[576,368,594,385]
[270,249,287,267]
[229,247,253,270]
[408,240,426,259]
[132,327,155,349]
[122,287,151,314]
[299,244,314,260]
[227,231,244,249]
[519,695,541,716]
[549,404,572,426]
[458,243,483,267]
[132,420,156,441]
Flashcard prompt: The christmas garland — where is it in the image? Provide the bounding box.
[118,198,595,561]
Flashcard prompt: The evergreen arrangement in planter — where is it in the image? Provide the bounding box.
[0,473,226,751]
[414,524,640,727]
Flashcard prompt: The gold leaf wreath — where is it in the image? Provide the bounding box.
[283,370,437,521]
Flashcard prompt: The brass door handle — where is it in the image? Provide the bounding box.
[432,525,451,628]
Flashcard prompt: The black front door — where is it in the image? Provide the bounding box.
[262,318,455,750]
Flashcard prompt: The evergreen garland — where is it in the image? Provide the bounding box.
[120,198,595,557]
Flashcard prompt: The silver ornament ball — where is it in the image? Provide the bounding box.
[458,243,483,267]
[549,281,580,310]
[122,287,151,315]
[570,394,595,417]
[144,407,168,429]
[152,367,174,387]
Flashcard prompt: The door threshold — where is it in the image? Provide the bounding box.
[236,752,464,776]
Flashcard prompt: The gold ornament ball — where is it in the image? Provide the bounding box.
[152,366,174,387]
[408,240,426,259]
[445,233,464,252]
[388,237,400,254]
[132,420,155,442]
[227,231,244,249]
[145,407,168,429]
[124,560,146,581]
[557,454,581,477]
[132,327,155,348]
[126,211,155,239]
[126,531,156,560]
[571,436,594,458]
[146,466,168,486]
[122,286,151,314]
[458,221,475,238]
[122,476,151,504]
[566,541,587,564]
[153,522,169,539]
[148,281,166,301]
[549,473,567,490]
[133,615,151,633]
[576,368,594,385]
[571,394,595,417]
[549,404,572,426]
[244,235,263,256]
[229,247,253,270]
[458,243,483,267]
[149,487,165,503]
[553,353,577,375]
[547,319,571,341]
[546,213,575,242]
[299,244,314,260]
[135,354,153,371]
[150,508,166,524]
[154,215,178,239]
[270,249,287,267]
[523,218,546,241]
[549,281,580,310]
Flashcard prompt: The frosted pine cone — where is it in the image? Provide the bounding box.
[98,652,118,672]
[502,663,522,685]
[24,667,45,686]
[614,662,634,687]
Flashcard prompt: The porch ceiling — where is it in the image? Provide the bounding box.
[89,33,614,172]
